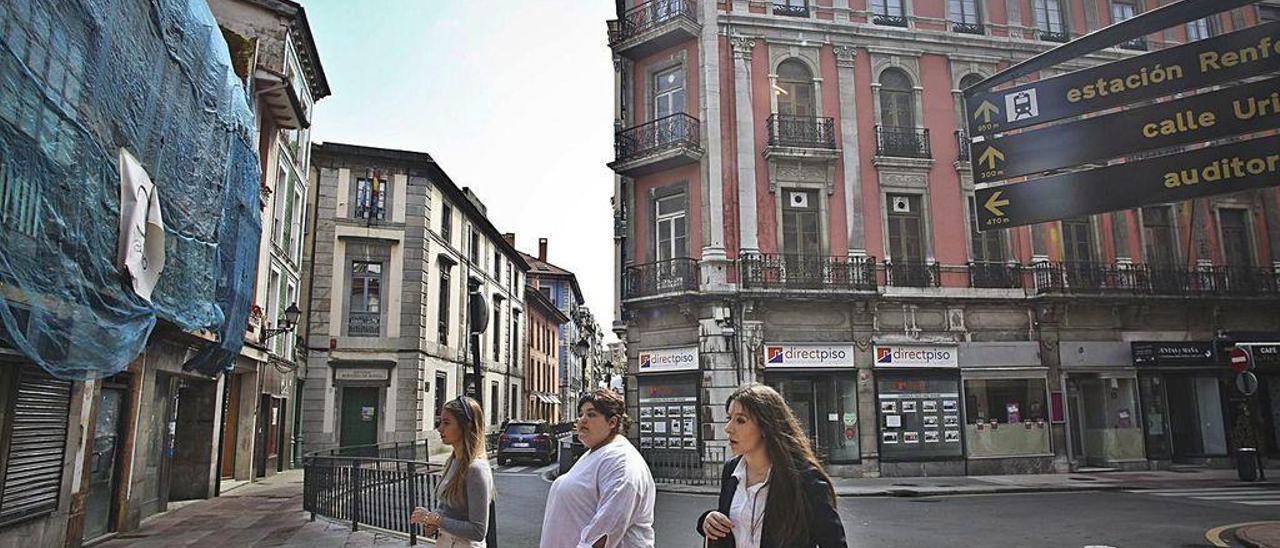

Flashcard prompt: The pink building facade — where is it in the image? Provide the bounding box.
[611,0,1280,477]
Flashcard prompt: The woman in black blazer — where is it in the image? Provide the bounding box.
[696,383,847,548]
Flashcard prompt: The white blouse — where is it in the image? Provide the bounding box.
[729,458,771,548]
[540,436,656,548]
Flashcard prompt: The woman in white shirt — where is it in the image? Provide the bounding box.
[540,389,655,548]
[411,396,493,547]
[697,383,846,548]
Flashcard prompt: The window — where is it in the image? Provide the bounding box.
[268,268,281,352]
[510,385,519,421]
[441,203,453,243]
[1111,1,1137,23]
[773,0,809,17]
[781,189,821,257]
[0,156,40,238]
[963,378,1050,457]
[879,69,915,129]
[887,195,924,263]
[1033,0,1067,37]
[655,192,688,261]
[354,177,387,221]
[654,66,685,120]
[871,0,905,18]
[290,187,303,262]
[1261,5,1280,23]
[469,229,479,264]
[968,197,1005,262]
[1061,218,1095,264]
[1220,209,1254,267]
[1186,17,1219,41]
[435,372,449,421]
[490,382,500,425]
[511,312,520,374]
[1142,207,1177,266]
[539,286,552,301]
[949,0,981,31]
[494,251,502,279]
[776,60,815,117]
[349,261,382,337]
[492,299,502,362]
[272,163,288,247]
[438,267,451,345]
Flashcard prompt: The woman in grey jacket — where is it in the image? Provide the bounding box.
[412,396,493,547]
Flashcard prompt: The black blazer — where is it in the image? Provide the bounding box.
[695,456,847,548]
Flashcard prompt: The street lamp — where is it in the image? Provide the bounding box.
[261,303,301,342]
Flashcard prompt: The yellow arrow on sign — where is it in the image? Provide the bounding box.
[973,101,999,124]
[984,191,1010,217]
[977,145,1005,170]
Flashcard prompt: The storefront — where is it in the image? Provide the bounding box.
[635,346,700,453]
[873,343,963,476]
[1133,341,1229,465]
[1060,342,1146,470]
[761,343,860,464]
[958,342,1053,475]
[1251,344,1280,460]
[331,362,393,452]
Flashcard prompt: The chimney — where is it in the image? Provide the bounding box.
[503,233,515,247]
[538,238,548,262]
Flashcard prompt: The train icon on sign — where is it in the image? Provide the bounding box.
[1005,89,1039,122]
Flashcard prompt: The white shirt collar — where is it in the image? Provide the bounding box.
[732,456,771,487]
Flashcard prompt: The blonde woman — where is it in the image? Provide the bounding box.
[411,396,494,547]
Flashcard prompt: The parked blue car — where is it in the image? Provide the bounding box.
[496,420,558,465]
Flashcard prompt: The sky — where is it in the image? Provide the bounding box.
[304,0,619,339]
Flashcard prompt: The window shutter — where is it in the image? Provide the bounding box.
[0,367,71,525]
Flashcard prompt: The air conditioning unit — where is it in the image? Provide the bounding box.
[789,191,810,208]
[892,195,912,213]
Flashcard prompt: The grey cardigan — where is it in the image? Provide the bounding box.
[435,457,493,541]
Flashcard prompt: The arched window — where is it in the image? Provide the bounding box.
[879,69,915,128]
[959,73,984,92]
[776,60,814,117]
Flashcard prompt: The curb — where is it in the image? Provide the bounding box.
[1236,524,1280,548]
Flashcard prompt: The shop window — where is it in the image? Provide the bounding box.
[637,375,699,454]
[877,374,963,461]
[963,378,1050,457]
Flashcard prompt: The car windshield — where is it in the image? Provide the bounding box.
[505,424,538,435]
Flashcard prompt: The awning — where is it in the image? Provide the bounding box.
[535,393,562,405]
[253,67,308,129]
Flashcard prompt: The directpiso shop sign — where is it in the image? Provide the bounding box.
[764,343,855,369]
[638,347,699,373]
[874,344,958,368]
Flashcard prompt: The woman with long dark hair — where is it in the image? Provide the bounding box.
[696,383,846,548]
[411,396,494,547]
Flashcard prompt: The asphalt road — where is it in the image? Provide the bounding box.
[491,466,1280,548]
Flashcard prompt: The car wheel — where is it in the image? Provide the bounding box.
[497,457,508,466]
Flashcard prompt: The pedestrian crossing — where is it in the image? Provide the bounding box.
[1124,486,1280,506]
[490,461,558,476]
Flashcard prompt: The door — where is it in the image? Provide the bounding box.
[1165,375,1226,460]
[340,387,380,455]
[773,378,817,449]
[781,189,822,285]
[220,374,240,478]
[140,375,176,519]
[83,387,126,541]
[255,394,269,477]
[1061,218,1098,288]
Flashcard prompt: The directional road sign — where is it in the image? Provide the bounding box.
[975,133,1280,230]
[964,21,1280,137]
[970,75,1280,184]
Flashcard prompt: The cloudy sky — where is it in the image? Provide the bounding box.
[305,0,619,337]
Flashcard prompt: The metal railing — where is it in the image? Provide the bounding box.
[1120,37,1148,51]
[952,21,985,34]
[623,258,699,299]
[642,446,728,486]
[876,125,931,158]
[303,439,442,545]
[614,113,701,164]
[773,2,810,17]
[348,311,380,337]
[956,130,970,161]
[767,114,836,149]
[1031,262,1280,296]
[1039,30,1070,43]
[969,262,1023,289]
[739,253,877,291]
[873,14,910,27]
[311,438,431,460]
[885,261,941,288]
[610,0,698,45]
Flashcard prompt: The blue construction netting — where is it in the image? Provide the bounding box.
[0,0,262,379]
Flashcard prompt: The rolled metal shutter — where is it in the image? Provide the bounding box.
[0,366,72,525]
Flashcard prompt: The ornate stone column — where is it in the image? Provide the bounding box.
[834,44,866,256]
[732,36,759,254]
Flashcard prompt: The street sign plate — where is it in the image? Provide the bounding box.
[964,21,1280,137]
[975,133,1280,230]
[969,75,1280,184]
[1236,371,1259,396]
[1229,347,1252,374]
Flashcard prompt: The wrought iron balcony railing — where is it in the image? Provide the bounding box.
[767,114,836,149]
[614,113,701,164]
[873,14,910,27]
[876,126,931,158]
[1119,37,1148,51]
[1039,30,1070,43]
[773,2,810,17]
[623,258,699,299]
[348,311,380,337]
[740,253,877,291]
[952,22,984,34]
[956,130,970,162]
[1032,262,1280,296]
[885,261,941,288]
[969,262,1023,289]
[610,0,698,45]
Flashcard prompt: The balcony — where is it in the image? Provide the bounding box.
[885,261,941,288]
[348,311,380,337]
[873,14,910,27]
[609,0,700,60]
[876,126,931,159]
[952,22,985,35]
[1032,262,1280,297]
[623,258,699,300]
[740,253,877,291]
[609,113,703,177]
[969,262,1023,289]
[956,130,970,162]
[773,2,809,17]
[767,114,836,149]
[1039,30,1070,43]
[1119,37,1148,51]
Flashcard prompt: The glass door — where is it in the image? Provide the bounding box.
[84,387,126,541]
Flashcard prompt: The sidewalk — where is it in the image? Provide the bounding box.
[95,469,413,547]
[655,468,1278,497]
[1238,523,1280,548]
